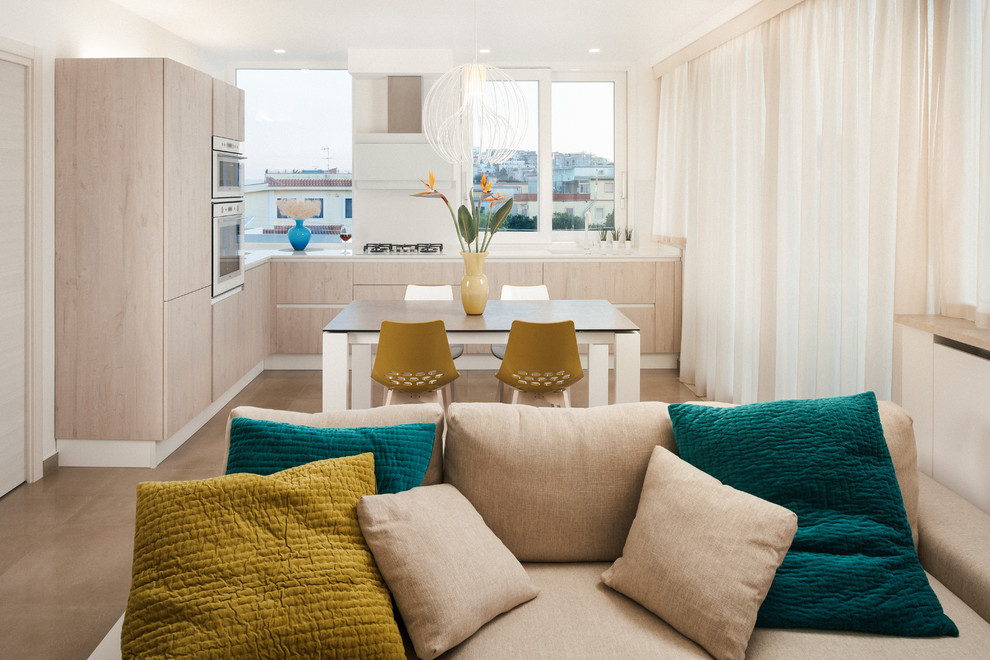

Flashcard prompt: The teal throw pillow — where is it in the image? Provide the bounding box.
[226,418,435,494]
[668,392,957,637]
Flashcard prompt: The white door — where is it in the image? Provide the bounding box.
[0,56,27,497]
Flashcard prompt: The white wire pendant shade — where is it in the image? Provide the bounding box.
[423,62,528,166]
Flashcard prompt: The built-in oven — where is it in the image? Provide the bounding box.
[212,136,245,199]
[213,200,245,298]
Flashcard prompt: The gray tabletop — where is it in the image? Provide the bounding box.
[324,299,640,333]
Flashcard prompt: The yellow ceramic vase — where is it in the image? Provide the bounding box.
[460,251,489,315]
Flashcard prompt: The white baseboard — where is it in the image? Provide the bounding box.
[265,354,322,370]
[57,353,679,467]
[56,361,265,468]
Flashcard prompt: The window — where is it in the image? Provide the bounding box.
[468,71,626,244]
[552,80,617,235]
[237,68,353,244]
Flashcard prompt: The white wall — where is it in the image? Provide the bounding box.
[2,1,224,463]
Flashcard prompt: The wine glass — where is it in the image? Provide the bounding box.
[339,229,352,254]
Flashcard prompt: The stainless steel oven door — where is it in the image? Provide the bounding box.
[213,201,244,298]
[212,136,245,199]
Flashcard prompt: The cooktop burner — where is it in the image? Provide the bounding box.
[362,243,444,254]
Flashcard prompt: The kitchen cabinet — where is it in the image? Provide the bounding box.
[275,262,352,354]
[213,265,273,399]
[281,257,678,357]
[166,286,213,438]
[544,261,663,353]
[55,58,238,451]
[213,78,245,141]
[351,260,464,301]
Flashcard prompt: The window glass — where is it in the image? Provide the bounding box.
[551,81,615,235]
[237,68,353,244]
[473,79,539,232]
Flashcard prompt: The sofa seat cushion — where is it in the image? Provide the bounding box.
[747,574,990,658]
[440,562,710,659]
[443,402,677,562]
[438,564,990,659]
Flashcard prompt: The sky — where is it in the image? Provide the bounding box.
[237,68,615,183]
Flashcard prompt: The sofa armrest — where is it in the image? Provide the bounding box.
[917,472,990,623]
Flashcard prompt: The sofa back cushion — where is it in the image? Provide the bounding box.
[443,402,676,562]
[226,404,445,486]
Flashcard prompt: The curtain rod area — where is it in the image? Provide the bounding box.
[651,0,804,78]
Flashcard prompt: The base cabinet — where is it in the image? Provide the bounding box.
[166,287,213,438]
[213,265,273,399]
[274,262,352,354]
[274,258,682,357]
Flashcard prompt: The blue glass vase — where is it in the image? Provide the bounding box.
[287,219,311,251]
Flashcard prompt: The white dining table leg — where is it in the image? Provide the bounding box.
[588,343,609,407]
[350,343,373,409]
[323,332,348,411]
[614,331,641,404]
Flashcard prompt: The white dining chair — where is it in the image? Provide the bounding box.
[404,284,463,359]
[491,284,550,360]
[404,284,455,301]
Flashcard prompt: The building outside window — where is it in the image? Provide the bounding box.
[238,67,623,246]
[237,68,353,245]
[471,71,626,242]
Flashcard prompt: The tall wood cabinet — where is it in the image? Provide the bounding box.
[55,58,214,443]
[213,78,245,141]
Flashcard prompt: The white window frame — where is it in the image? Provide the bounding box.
[463,69,627,246]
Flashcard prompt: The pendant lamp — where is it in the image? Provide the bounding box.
[422,2,527,167]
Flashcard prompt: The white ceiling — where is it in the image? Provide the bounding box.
[107,0,748,67]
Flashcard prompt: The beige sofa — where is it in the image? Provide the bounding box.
[213,399,990,659]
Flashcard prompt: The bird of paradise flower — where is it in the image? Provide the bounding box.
[412,171,514,253]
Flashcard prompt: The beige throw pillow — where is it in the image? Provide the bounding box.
[357,484,540,660]
[601,446,797,660]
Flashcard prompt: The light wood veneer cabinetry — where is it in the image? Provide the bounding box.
[275,262,353,354]
[274,258,681,356]
[55,58,243,446]
[213,78,245,141]
[214,265,273,399]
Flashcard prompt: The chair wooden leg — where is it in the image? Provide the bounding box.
[384,388,394,406]
[497,380,505,403]
[562,389,571,408]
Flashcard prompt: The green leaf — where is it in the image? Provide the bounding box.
[458,205,478,244]
[487,198,514,234]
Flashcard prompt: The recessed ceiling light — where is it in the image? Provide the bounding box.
[274,48,286,54]
[589,48,601,54]
[479,49,491,54]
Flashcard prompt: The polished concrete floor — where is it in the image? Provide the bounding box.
[0,369,701,660]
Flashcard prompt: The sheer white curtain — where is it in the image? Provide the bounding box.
[654,0,927,403]
[931,0,990,328]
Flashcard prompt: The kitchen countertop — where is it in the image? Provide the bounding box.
[243,243,682,268]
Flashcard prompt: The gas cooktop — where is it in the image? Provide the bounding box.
[362,243,444,254]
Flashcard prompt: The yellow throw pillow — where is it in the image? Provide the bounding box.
[121,453,404,659]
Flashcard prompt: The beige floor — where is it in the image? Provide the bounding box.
[0,369,700,660]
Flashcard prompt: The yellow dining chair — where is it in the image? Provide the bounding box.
[404,284,464,359]
[491,284,551,360]
[372,320,460,408]
[495,319,584,407]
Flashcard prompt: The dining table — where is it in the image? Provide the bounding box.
[322,299,641,411]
